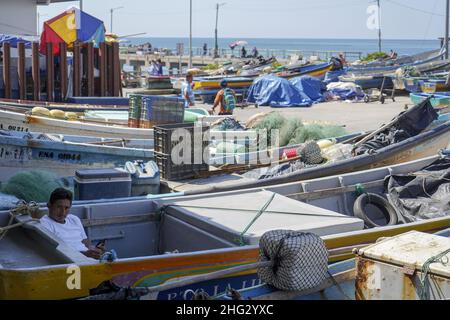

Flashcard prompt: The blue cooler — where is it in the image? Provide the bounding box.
[74,169,132,200]
[125,160,160,196]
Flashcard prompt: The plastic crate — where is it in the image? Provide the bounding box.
[154,122,210,155]
[155,152,209,180]
[140,95,185,128]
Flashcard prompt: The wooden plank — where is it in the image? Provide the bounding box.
[99,42,107,96]
[2,42,11,99]
[59,43,67,101]
[46,43,54,102]
[86,42,94,96]
[73,42,81,97]
[32,42,40,101]
[107,44,113,96]
[81,214,158,227]
[17,42,26,100]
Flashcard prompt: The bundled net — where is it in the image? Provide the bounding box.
[1,170,72,203]
[254,112,347,146]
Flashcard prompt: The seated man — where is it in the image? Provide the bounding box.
[40,188,105,259]
[210,80,237,116]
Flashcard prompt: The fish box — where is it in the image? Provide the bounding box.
[74,169,132,200]
[159,189,364,251]
[355,231,450,300]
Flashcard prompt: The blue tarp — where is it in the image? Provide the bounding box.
[0,34,32,48]
[247,75,313,108]
[289,76,326,103]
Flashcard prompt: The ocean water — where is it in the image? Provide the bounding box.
[124,37,442,57]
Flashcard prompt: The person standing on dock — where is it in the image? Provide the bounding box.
[338,53,347,67]
[241,46,247,58]
[252,47,259,58]
[203,43,208,56]
[155,59,164,76]
[210,80,236,115]
[182,73,195,108]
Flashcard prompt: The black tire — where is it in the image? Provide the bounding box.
[364,95,370,103]
[353,193,398,228]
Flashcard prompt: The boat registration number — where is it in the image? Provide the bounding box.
[0,123,29,132]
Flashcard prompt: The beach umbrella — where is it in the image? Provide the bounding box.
[40,7,105,55]
[229,40,248,49]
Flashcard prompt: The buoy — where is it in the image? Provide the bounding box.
[49,109,66,119]
[31,107,50,117]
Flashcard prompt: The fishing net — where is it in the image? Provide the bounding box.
[254,112,347,146]
[1,170,72,203]
[258,230,329,291]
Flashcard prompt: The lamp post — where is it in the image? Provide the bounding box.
[110,6,124,34]
[79,0,83,11]
[214,2,226,58]
[189,0,193,69]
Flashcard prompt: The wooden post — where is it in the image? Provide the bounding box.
[99,42,107,96]
[17,42,26,100]
[32,42,40,101]
[107,44,113,96]
[112,42,120,96]
[59,42,67,101]
[2,42,11,99]
[73,42,81,97]
[45,43,54,102]
[86,42,94,96]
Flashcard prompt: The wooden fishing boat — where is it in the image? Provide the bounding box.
[2,154,450,300]
[277,62,334,80]
[419,78,450,93]
[410,92,450,109]
[172,100,450,195]
[0,130,154,181]
[0,98,130,112]
[338,74,393,90]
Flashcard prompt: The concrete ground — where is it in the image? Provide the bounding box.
[124,87,413,133]
[198,95,411,133]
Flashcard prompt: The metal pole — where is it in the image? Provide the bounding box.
[79,0,83,11]
[110,8,113,33]
[446,0,449,59]
[377,0,382,53]
[214,3,219,58]
[189,0,193,69]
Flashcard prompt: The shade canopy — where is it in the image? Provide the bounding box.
[40,7,105,54]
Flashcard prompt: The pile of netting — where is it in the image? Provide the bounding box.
[1,170,72,203]
[253,112,347,146]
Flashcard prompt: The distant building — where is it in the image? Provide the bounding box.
[0,0,73,36]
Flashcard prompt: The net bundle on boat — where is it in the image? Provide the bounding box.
[258,230,329,291]
[253,112,347,146]
[1,170,72,203]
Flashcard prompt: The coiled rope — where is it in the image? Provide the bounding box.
[0,201,41,241]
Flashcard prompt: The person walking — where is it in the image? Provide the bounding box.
[182,73,195,108]
[210,80,236,115]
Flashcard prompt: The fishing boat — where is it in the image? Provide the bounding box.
[276,62,334,80]
[348,49,445,74]
[2,154,450,300]
[338,74,393,90]
[0,130,154,181]
[410,92,450,110]
[166,99,450,195]
[0,98,130,112]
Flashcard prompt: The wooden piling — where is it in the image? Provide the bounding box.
[2,42,11,99]
[32,42,40,101]
[17,42,26,100]
[107,44,113,96]
[112,42,120,96]
[86,42,94,96]
[59,42,67,101]
[46,43,54,102]
[99,42,107,96]
[73,42,81,97]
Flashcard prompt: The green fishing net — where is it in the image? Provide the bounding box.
[1,170,72,203]
[254,112,347,146]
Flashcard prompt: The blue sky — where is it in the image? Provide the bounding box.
[38,0,448,39]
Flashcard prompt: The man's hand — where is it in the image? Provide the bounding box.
[82,245,105,260]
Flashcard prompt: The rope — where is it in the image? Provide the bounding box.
[326,270,351,300]
[419,248,450,300]
[237,192,276,246]
[0,201,40,241]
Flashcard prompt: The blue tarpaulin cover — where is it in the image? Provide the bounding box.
[0,34,32,48]
[289,76,326,103]
[247,75,313,107]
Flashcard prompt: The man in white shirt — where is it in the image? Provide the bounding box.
[40,188,105,259]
